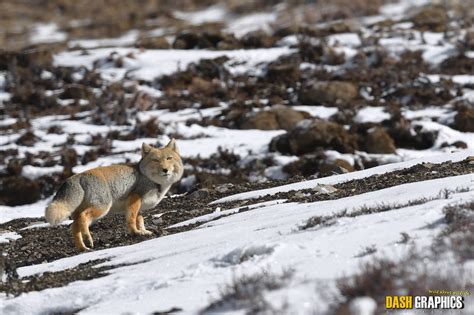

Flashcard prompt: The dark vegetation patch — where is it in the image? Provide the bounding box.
[299,189,469,231]
[434,200,474,262]
[201,269,293,314]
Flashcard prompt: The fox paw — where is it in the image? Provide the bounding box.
[128,228,153,236]
[77,245,92,252]
[139,229,153,236]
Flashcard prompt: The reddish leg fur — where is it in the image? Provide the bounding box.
[126,194,153,235]
[72,207,107,251]
[126,193,142,234]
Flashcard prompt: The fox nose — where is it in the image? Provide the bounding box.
[162,168,168,173]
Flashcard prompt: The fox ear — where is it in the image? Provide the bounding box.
[166,138,179,153]
[142,143,152,156]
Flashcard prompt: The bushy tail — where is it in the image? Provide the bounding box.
[45,201,73,225]
[45,181,82,225]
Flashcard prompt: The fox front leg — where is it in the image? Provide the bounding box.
[137,215,153,235]
[126,194,152,236]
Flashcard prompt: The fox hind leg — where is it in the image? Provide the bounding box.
[72,206,109,251]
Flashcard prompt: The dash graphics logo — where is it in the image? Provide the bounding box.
[385,290,470,311]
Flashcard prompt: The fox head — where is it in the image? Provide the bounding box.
[139,139,183,185]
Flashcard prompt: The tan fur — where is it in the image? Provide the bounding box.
[85,165,132,181]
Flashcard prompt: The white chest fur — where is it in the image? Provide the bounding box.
[140,185,170,211]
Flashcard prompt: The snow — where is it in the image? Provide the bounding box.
[426,74,474,86]
[174,6,227,25]
[170,124,285,157]
[402,106,451,120]
[54,47,294,82]
[4,170,473,314]
[0,198,51,224]
[0,231,22,243]
[68,30,139,49]
[327,33,361,47]
[30,23,67,44]
[354,106,391,124]
[22,165,64,180]
[213,150,473,203]
[225,12,277,38]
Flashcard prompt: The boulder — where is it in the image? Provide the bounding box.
[270,119,358,154]
[240,111,280,130]
[299,81,358,106]
[0,176,41,206]
[266,63,300,84]
[364,127,397,154]
[411,5,448,32]
[135,36,170,49]
[240,31,276,48]
[240,106,307,131]
[272,106,308,130]
[60,84,90,100]
[319,158,354,176]
[453,107,474,132]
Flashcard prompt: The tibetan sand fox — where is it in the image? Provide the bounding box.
[45,139,183,251]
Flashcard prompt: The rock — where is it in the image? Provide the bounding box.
[411,5,448,32]
[173,31,240,50]
[188,77,220,96]
[6,159,23,176]
[135,36,170,49]
[269,133,292,154]
[60,84,89,100]
[385,117,437,150]
[364,127,397,154]
[0,176,41,206]
[240,111,280,130]
[313,184,338,194]
[215,183,234,193]
[60,148,78,177]
[319,159,354,176]
[277,119,358,155]
[240,31,276,48]
[16,131,38,147]
[240,106,307,131]
[189,188,210,199]
[266,63,300,84]
[299,81,358,106]
[272,106,308,130]
[453,107,474,132]
[464,31,474,50]
[173,32,200,49]
[441,141,468,149]
[282,154,322,177]
[0,48,52,71]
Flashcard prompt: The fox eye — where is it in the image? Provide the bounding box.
[151,158,160,162]
[166,156,172,160]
